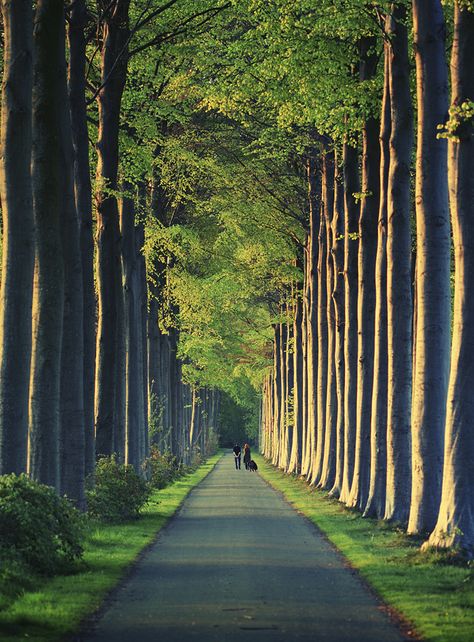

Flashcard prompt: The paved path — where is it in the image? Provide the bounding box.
[81,454,407,642]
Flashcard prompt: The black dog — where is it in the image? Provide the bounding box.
[248,460,258,472]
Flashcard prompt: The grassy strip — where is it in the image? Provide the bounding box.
[0,453,222,642]
[255,454,474,642]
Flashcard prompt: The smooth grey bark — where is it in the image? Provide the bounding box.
[305,155,320,482]
[348,37,380,511]
[409,0,451,533]
[271,325,281,465]
[29,0,65,489]
[427,3,474,555]
[59,26,85,507]
[310,153,329,486]
[288,294,304,474]
[121,186,144,471]
[329,150,345,498]
[319,149,336,490]
[301,232,312,477]
[339,140,359,505]
[278,318,288,470]
[364,37,390,519]
[385,5,414,525]
[0,0,34,475]
[67,0,95,477]
[94,0,130,458]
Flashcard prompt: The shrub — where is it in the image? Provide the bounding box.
[143,446,181,489]
[0,473,84,577]
[86,456,150,522]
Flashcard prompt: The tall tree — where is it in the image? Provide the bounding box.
[67,0,96,477]
[385,4,413,524]
[0,0,34,475]
[339,139,359,505]
[59,11,85,506]
[94,0,130,458]
[409,0,451,533]
[364,32,390,519]
[348,37,380,511]
[427,2,474,554]
[29,0,66,489]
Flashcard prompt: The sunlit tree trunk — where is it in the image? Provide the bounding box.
[409,0,451,532]
[329,149,345,498]
[29,0,65,489]
[348,37,380,510]
[305,155,320,482]
[288,293,303,474]
[310,149,329,486]
[320,149,336,490]
[385,5,414,524]
[271,324,281,465]
[301,232,312,477]
[364,35,390,519]
[68,0,95,477]
[0,0,34,475]
[94,0,130,458]
[427,3,474,554]
[278,317,288,469]
[339,139,359,505]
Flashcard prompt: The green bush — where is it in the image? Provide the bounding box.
[86,456,151,522]
[143,446,181,489]
[0,474,84,577]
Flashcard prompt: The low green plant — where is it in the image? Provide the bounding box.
[0,474,84,576]
[143,446,181,489]
[86,456,150,522]
[0,474,85,610]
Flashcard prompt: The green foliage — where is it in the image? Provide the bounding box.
[86,456,151,523]
[0,474,84,609]
[143,446,182,489]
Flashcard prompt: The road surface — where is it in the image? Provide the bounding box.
[80,453,407,642]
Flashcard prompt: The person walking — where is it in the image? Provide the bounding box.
[232,443,241,469]
[243,443,251,470]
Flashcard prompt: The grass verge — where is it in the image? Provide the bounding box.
[0,452,222,642]
[255,454,473,642]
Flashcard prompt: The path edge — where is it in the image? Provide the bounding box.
[67,451,224,642]
[255,454,424,642]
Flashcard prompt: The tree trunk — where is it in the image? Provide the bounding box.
[271,325,281,465]
[348,37,380,511]
[67,0,95,478]
[427,3,474,555]
[364,35,390,519]
[94,0,130,458]
[385,4,414,525]
[121,186,142,471]
[329,149,345,498]
[320,149,337,490]
[59,23,85,507]
[0,0,34,475]
[310,154,329,486]
[29,0,65,489]
[409,0,451,533]
[288,293,303,474]
[305,155,320,482]
[339,140,359,505]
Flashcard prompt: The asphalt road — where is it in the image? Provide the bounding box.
[81,453,407,642]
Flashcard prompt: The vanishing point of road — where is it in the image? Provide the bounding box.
[80,453,408,642]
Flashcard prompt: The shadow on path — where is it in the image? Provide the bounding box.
[78,454,408,642]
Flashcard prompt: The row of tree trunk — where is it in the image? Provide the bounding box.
[0,1,219,508]
[260,1,474,555]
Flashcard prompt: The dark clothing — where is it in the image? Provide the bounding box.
[243,446,251,470]
[233,445,241,469]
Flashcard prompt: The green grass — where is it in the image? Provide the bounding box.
[0,453,222,642]
[255,454,474,642]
